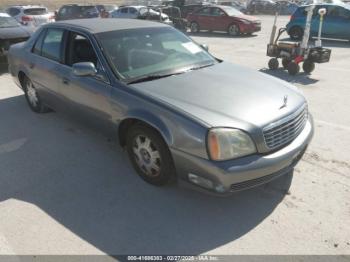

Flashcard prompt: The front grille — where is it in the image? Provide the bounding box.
[263,105,308,150]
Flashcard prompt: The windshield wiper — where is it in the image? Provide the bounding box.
[187,63,215,71]
[127,72,184,84]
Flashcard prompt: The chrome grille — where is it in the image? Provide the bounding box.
[263,105,308,150]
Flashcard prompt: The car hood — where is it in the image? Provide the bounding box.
[0,26,31,39]
[131,62,306,129]
[234,14,260,22]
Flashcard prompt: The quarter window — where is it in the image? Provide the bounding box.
[32,29,47,55]
[41,28,64,62]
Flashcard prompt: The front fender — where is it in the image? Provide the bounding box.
[123,108,174,146]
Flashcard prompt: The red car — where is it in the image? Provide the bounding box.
[187,5,261,36]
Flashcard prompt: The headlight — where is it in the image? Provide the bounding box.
[207,128,256,161]
[240,19,251,25]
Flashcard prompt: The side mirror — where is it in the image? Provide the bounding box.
[200,44,209,51]
[72,62,97,77]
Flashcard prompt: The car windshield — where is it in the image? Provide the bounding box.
[97,27,217,82]
[221,6,243,16]
[0,16,20,28]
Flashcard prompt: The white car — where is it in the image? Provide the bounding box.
[111,6,144,19]
[111,5,172,25]
[5,5,55,27]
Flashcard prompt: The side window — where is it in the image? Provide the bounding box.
[59,7,67,16]
[212,8,225,16]
[339,8,350,19]
[65,32,99,68]
[327,6,339,17]
[121,8,128,14]
[32,29,47,55]
[197,7,211,15]
[41,28,65,62]
[129,8,137,14]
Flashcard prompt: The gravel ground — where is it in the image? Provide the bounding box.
[0,15,349,256]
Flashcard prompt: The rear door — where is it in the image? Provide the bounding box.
[338,7,350,39]
[29,27,68,110]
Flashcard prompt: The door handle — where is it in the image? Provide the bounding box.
[62,78,70,85]
[29,63,35,69]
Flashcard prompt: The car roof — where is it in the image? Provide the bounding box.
[8,5,47,9]
[53,18,168,34]
[300,2,349,8]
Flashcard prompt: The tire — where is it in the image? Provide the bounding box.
[302,60,315,74]
[126,123,176,186]
[190,22,200,33]
[287,62,300,75]
[289,26,303,40]
[282,58,291,69]
[228,24,240,36]
[23,76,51,113]
[268,58,279,70]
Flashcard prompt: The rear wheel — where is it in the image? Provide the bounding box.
[289,26,303,40]
[228,24,240,36]
[302,60,315,74]
[23,76,51,113]
[287,61,300,75]
[268,58,279,70]
[126,123,176,186]
[190,22,200,33]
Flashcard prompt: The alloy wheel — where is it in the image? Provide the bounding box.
[132,135,161,177]
[26,79,39,107]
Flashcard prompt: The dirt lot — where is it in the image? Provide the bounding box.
[0,16,349,256]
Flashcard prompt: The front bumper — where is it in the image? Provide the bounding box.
[240,22,261,34]
[171,116,314,196]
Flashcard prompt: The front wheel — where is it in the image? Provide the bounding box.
[23,76,51,113]
[287,62,300,75]
[302,60,315,74]
[228,24,240,36]
[268,58,279,70]
[126,123,176,186]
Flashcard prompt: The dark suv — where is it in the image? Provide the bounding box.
[55,5,100,21]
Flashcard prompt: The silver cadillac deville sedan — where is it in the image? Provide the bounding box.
[8,19,313,195]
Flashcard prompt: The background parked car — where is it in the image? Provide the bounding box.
[212,0,248,13]
[180,3,211,18]
[5,5,54,27]
[111,6,172,24]
[276,0,299,15]
[247,0,277,14]
[286,3,350,41]
[55,4,100,21]
[187,5,261,36]
[0,13,32,59]
[96,5,118,18]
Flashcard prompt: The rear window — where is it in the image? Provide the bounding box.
[24,8,48,15]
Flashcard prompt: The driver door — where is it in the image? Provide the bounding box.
[58,31,114,132]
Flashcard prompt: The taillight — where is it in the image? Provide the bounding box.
[290,15,295,21]
[21,16,33,22]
